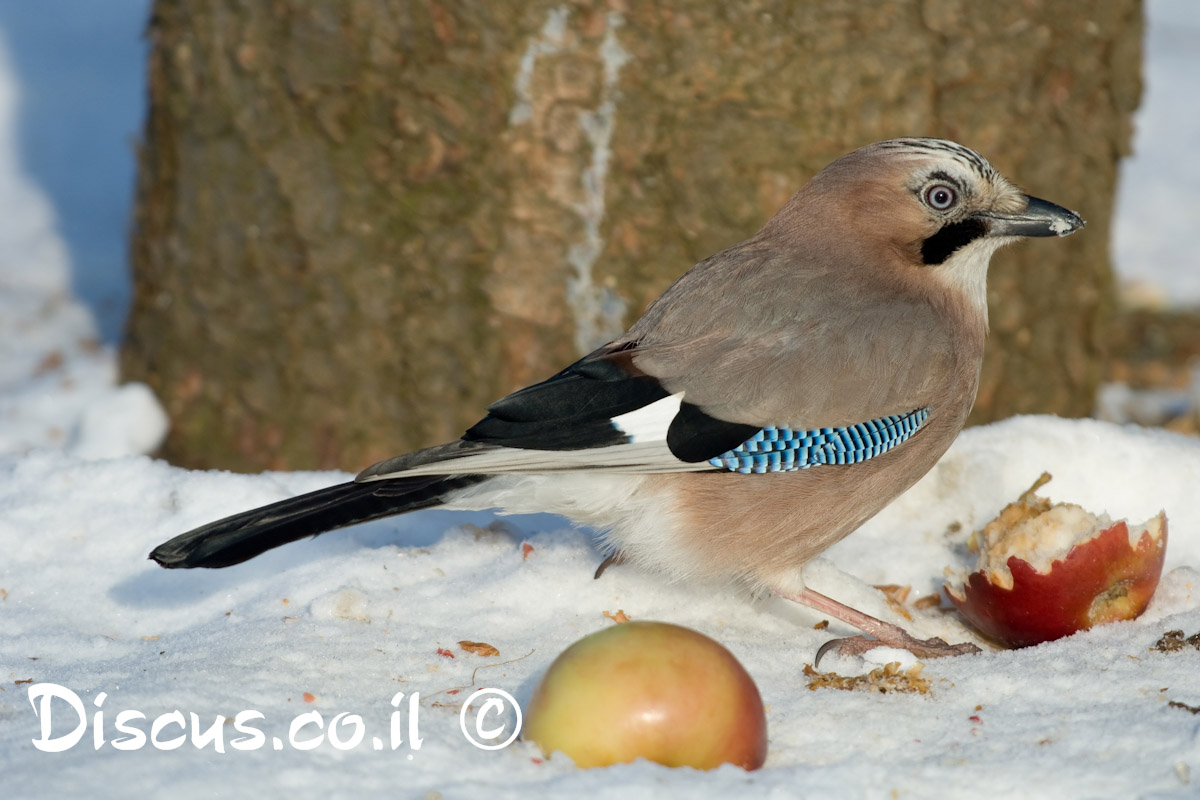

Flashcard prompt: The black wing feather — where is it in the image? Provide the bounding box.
[464,348,670,451]
[667,401,761,463]
[462,347,762,463]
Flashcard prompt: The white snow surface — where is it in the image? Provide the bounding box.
[0,21,165,462]
[3,419,1200,798]
[3,3,1200,799]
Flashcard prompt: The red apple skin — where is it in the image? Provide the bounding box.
[948,514,1167,648]
[522,621,767,770]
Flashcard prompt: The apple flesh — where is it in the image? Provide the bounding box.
[946,474,1167,648]
[522,621,767,770]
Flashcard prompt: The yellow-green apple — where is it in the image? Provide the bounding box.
[523,621,767,769]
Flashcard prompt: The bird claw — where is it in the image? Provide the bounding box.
[814,634,981,669]
[593,551,628,580]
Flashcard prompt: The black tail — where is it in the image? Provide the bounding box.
[150,474,487,569]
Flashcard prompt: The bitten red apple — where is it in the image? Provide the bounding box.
[522,621,767,770]
[946,473,1167,648]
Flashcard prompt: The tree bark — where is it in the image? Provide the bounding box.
[124,0,1143,472]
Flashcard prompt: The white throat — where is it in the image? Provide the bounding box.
[930,237,1012,326]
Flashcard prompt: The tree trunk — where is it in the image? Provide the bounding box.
[123,0,1142,472]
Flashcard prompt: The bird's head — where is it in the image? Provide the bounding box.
[767,137,1085,315]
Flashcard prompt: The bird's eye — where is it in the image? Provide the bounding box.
[925,184,957,211]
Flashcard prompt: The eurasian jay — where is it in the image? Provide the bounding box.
[151,138,1084,659]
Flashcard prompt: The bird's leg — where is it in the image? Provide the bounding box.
[593,550,628,579]
[775,586,981,666]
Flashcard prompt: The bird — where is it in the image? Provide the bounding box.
[150,138,1084,660]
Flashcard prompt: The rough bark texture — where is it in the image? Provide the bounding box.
[124,0,1142,472]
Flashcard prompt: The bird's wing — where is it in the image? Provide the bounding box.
[359,248,947,483]
[356,342,765,480]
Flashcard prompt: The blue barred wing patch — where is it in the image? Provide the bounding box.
[707,408,929,474]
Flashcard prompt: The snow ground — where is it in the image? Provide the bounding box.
[3,420,1199,799]
[2,2,1200,798]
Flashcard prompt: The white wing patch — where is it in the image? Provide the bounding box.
[357,392,707,481]
[610,392,684,442]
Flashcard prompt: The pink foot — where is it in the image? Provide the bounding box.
[775,586,981,667]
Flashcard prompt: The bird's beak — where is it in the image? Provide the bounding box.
[977,195,1085,238]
